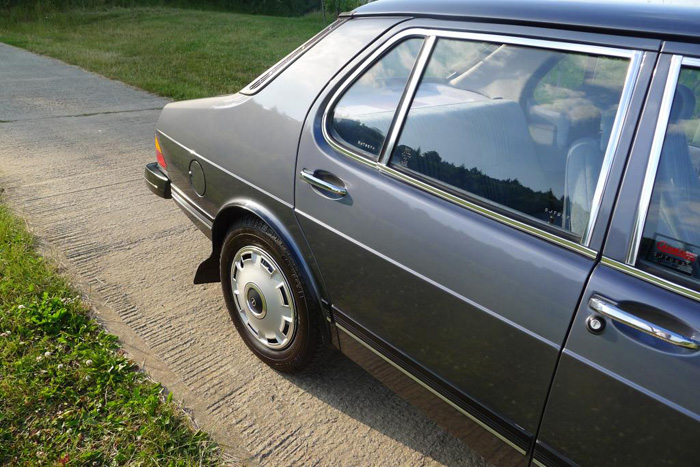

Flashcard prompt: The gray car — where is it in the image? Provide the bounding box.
[144,1,700,465]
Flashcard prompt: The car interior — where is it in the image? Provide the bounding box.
[331,38,629,240]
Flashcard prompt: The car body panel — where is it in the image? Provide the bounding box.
[537,265,700,466]
[144,3,700,466]
[155,16,405,214]
[535,49,700,467]
[294,18,652,458]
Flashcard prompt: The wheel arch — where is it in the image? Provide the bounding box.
[200,198,333,345]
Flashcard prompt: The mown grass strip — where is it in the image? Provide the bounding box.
[0,201,221,465]
[0,7,327,100]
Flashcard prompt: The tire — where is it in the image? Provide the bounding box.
[220,216,323,373]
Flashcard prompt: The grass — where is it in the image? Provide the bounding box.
[0,7,327,100]
[0,201,221,465]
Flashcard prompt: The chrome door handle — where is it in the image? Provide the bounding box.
[300,170,347,197]
[589,296,699,350]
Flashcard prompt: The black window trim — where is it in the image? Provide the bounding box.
[322,27,643,259]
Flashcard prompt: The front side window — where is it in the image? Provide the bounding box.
[637,65,700,290]
[329,38,424,159]
[389,37,631,241]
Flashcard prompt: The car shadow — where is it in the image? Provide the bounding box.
[281,350,490,466]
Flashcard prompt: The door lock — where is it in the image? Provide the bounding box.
[586,315,606,334]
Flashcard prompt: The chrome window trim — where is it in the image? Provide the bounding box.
[602,257,700,304]
[616,56,700,303]
[582,50,643,246]
[379,35,437,165]
[321,28,430,166]
[377,164,597,258]
[626,55,684,265]
[321,27,642,258]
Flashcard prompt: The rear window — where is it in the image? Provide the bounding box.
[329,38,424,159]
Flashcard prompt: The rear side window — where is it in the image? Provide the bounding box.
[637,65,700,290]
[388,37,630,241]
[329,38,424,159]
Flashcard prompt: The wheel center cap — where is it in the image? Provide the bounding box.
[245,284,266,318]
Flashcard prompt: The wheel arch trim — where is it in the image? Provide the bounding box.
[210,198,333,344]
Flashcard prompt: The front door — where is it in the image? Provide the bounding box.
[536,53,700,466]
[295,25,646,455]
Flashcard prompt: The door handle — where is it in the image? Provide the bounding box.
[589,296,699,350]
[300,170,347,197]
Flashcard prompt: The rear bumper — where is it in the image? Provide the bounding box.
[144,162,171,199]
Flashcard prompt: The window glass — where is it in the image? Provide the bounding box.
[389,38,630,240]
[637,67,700,289]
[330,38,424,159]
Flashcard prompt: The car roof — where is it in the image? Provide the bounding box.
[352,0,700,44]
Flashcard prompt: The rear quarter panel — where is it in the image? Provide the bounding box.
[155,17,406,219]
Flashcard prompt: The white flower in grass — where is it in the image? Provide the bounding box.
[57,364,64,370]
[44,351,51,357]
[36,356,42,362]
[17,305,25,310]
[85,359,93,366]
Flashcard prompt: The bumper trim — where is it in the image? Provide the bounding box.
[144,162,171,199]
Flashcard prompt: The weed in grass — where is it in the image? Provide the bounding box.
[0,203,221,465]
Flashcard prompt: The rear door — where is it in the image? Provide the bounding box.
[536,52,700,466]
[295,22,653,458]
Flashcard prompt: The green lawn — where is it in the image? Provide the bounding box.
[0,7,326,463]
[0,202,220,465]
[0,7,327,100]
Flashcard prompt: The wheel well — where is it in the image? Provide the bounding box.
[208,205,334,347]
[211,206,252,255]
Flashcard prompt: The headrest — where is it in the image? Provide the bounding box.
[670,84,696,123]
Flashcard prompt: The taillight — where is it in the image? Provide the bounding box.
[155,135,166,169]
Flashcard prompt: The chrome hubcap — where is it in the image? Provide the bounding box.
[231,246,296,350]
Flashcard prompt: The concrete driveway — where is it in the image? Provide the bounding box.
[0,43,486,466]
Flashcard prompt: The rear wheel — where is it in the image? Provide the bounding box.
[220,217,322,373]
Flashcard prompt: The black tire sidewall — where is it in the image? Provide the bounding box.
[220,220,317,371]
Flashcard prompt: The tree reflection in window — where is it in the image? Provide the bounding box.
[394,144,564,223]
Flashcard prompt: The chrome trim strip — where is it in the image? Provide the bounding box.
[157,130,294,209]
[626,55,684,265]
[582,50,643,247]
[296,208,559,349]
[335,322,527,456]
[171,184,214,220]
[145,177,161,192]
[172,188,213,229]
[602,257,700,303]
[321,28,431,168]
[531,459,547,467]
[240,18,347,96]
[377,164,598,258]
[379,35,436,165]
[321,27,641,258]
[590,296,699,350]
